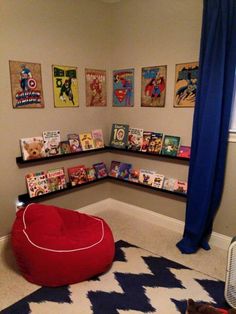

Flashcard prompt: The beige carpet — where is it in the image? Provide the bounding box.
[0,205,228,311]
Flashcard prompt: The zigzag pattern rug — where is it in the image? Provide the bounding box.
[1,240,228,314]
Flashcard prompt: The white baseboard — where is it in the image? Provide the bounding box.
[79,198,231,251]
[0,198,231,255]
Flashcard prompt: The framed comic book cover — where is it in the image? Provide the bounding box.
[141,65,167,107]
[113,68,134,107]
[174,62,199,107]
[9,60,44,109]
[85,69,106,106]
[52,65,79,107]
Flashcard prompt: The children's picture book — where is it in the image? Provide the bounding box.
[129,168,140,183]
[93,162,108,178]
[85,69,106,107]
[117,162,132,180]
[79,132,95,151]
[141,131,152,152]
[67,133,82,152]
[113,68,134,107]
[139,169,155,186]
[109,161,121,178]
[127,127,143,151]
[86,167,97,181]
[152,173,165,189]
[20,136,45,161]
[173,180,188,194]
[163,177,177,191]
[52,65,79,107]
[147,132,163,154]
[9,60,44,109]
[25,171,50,198]
[177,145,191,158]
[68,165,88,186]
[161,135,181,157]
[91,129,105,149]
[46,167,67,192]
[43,130,61,157]
[141,65,167,107]
[59,141,71,154]
[174,62,199,107]
[110,123,129,149]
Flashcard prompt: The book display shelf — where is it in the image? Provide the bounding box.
[16,145,189,204]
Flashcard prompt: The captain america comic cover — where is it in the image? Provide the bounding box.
[9,60,44,108]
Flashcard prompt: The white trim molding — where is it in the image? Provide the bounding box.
[0,198,231,256]
[79,198,231,251]
[229,131,236,142]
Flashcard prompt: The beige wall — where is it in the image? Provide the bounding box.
[0,0,112,237]
[0,0,235,238]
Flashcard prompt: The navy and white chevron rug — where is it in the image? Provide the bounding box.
[1,240,228,314]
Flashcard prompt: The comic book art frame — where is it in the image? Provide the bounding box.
[141,65,167,107]
[52,65,79,108]
[85,69,107,107]
[174,61,199,108]
[9,60,44,109]
[113,68,134,107]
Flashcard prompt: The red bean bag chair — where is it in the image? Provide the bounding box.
[11,203,115,287]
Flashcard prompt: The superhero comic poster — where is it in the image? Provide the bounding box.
[113,68,134,107]
[85,69,107,107]
[174,62,199,107]
[9,60,44,109]
[141,65,167,107]
[52,65,79,108]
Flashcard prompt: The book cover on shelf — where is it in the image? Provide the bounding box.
[129,168,140,182]
[68,165,88,186]
[177,145,191,158]
[141,131,152,152]
[67,133,82,153]
[59,140,71,154]
[109,160,121,178]
[161,135,181,157]
[93,162,108,178]
[25,171,50,198]
[117,162,132,180]
[86,167,97,181]
[43,130,61,157]
[173,180,188,194]
[139,169,155,186]
[163,177,177,191]
[147,132,163,154]
[91,129,105,149]
[47,167,67,192]
[127,127,143,151]
[79,132,95,151]
[20,136,45,161]
[152,173,165,189]
[110,123,129,149]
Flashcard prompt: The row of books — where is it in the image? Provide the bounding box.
[110,123,191,158]
[20,129,104,161]
[25,162,108,198]
[109,160,188,194]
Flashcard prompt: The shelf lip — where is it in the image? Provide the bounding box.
[108,176,187,198]
[18,176,108,204]
[16,146,108,165]
[107,145,190,161]
[18,175,187,205]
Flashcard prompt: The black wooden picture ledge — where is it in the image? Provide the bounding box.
[17,145,189,204]
[16,145,190,165]
[18,176,187,205]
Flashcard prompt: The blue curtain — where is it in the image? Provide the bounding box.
[176,0,236,254]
